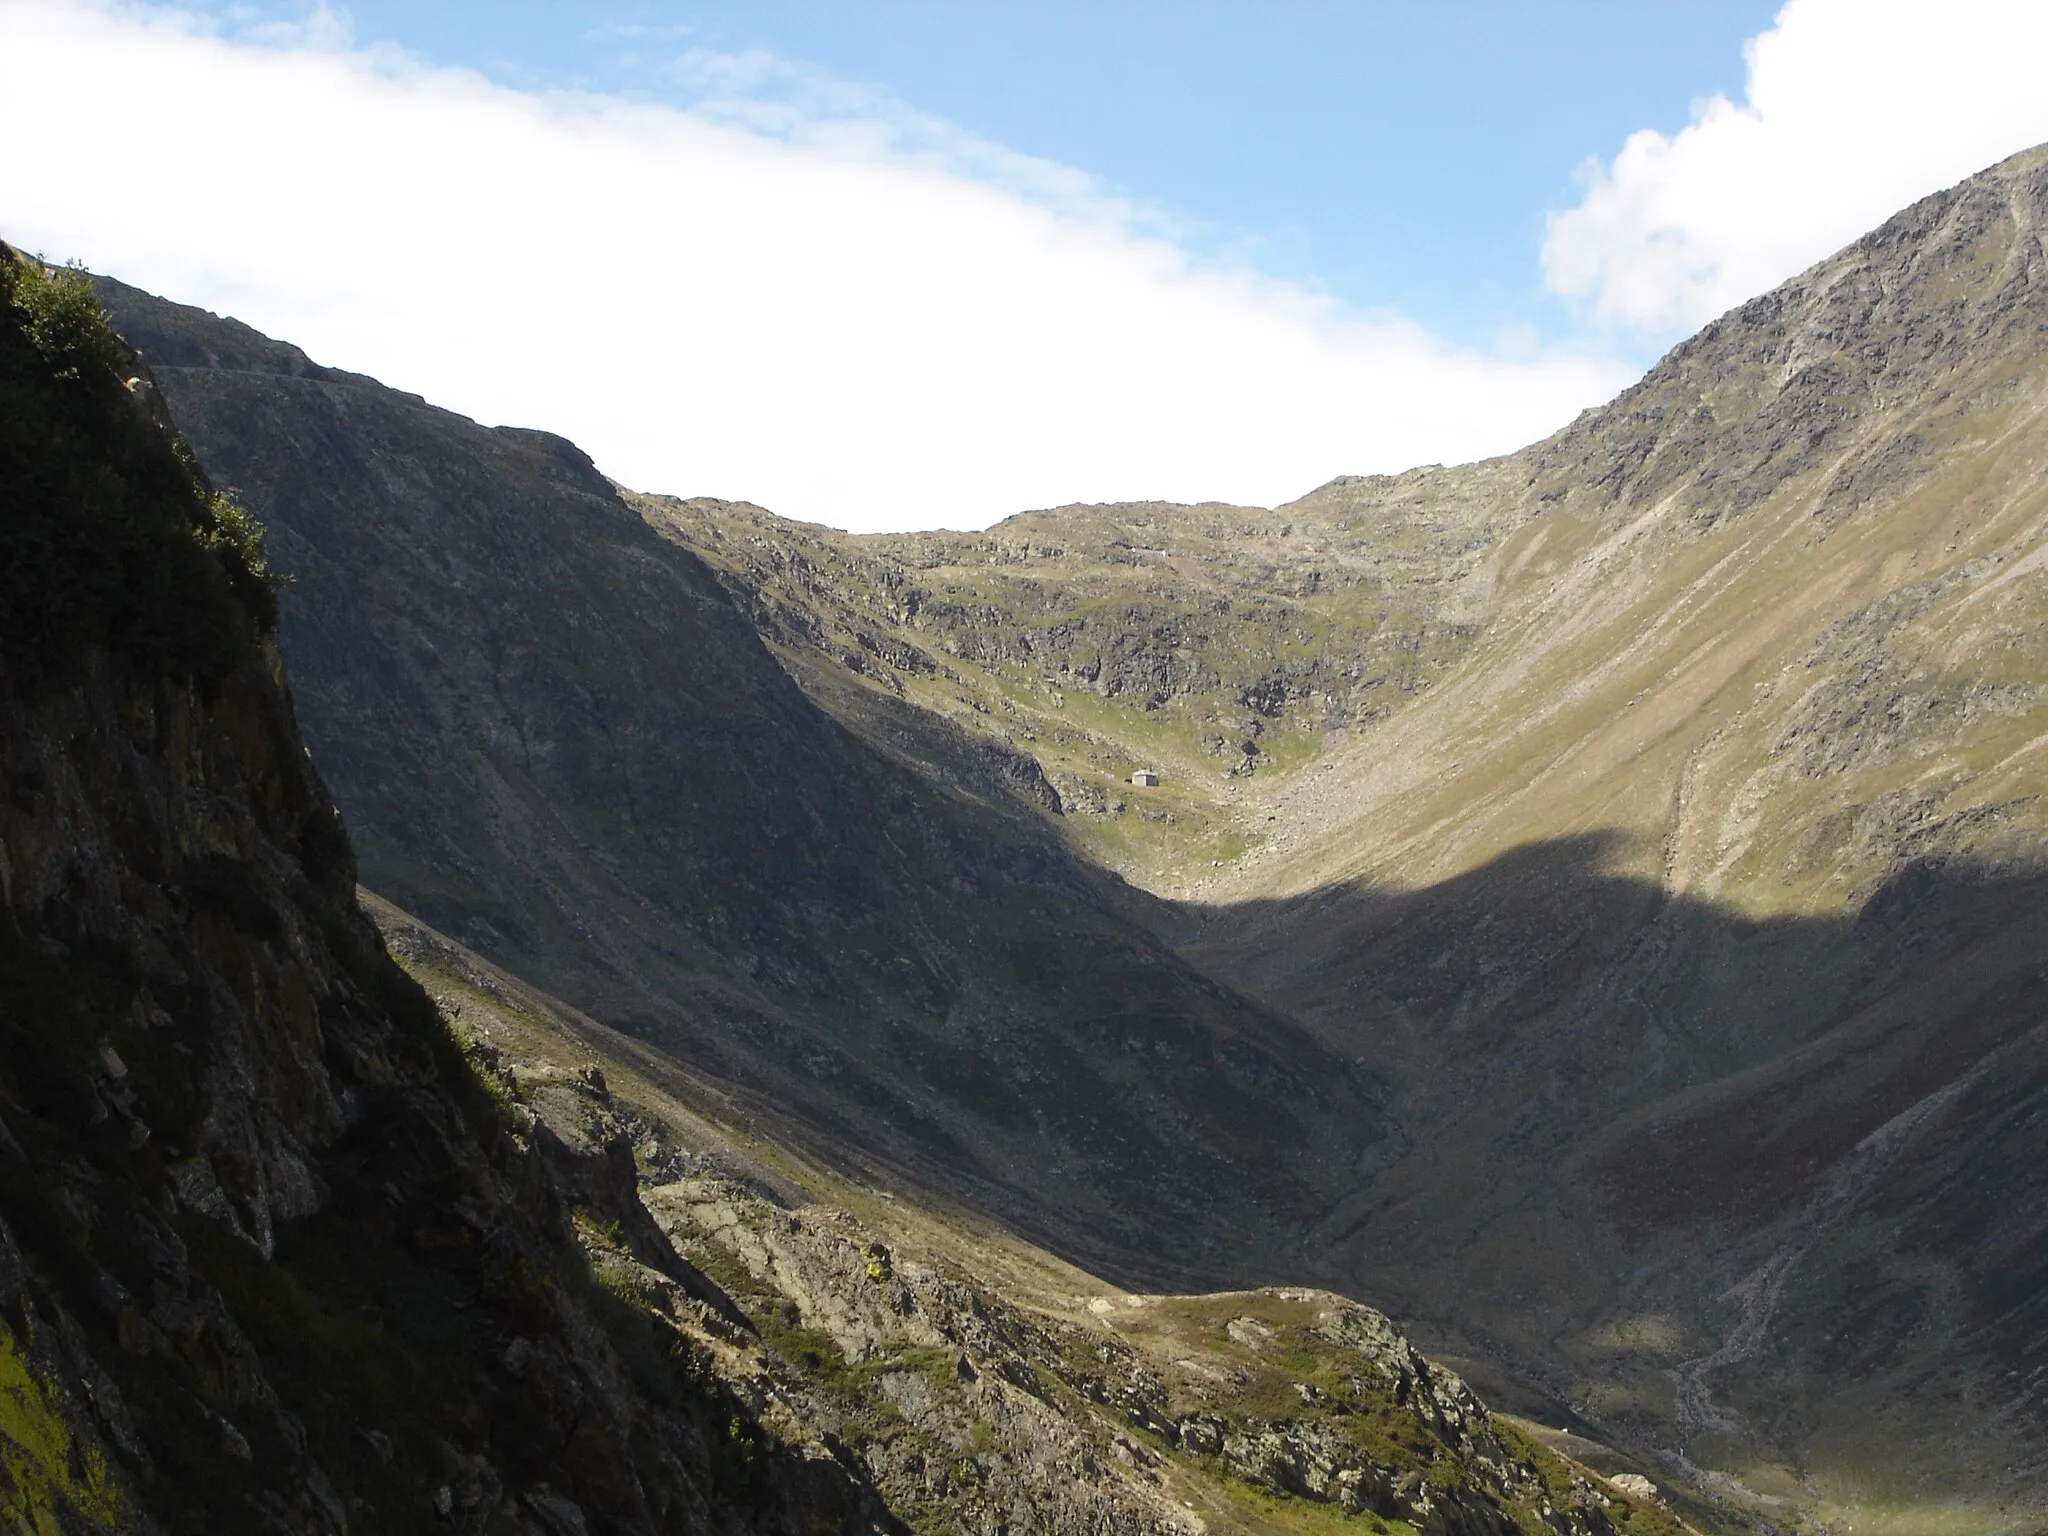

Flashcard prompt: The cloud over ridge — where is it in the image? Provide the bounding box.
[1544,0,2048,338]
[0,0,1629,531]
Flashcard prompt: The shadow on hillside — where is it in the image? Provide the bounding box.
[1081,832,2048,1471]
[93,270,2048,1467]
[1104,830,2048,1428]
[1161,828,2048,1240]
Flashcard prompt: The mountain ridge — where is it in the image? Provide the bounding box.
[80,140,2048,1531]
[86,268,1390,1297]
[0,244,1675,1536]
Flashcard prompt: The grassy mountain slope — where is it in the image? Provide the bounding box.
[630,463,1510,892]
[600,148,2048,1527]
[1184,143,2048,1526]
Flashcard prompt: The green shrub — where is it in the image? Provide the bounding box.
[13,259,124,382]
[0,246,278,693]
[198,487,279,621]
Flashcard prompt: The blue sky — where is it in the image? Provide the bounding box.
[6,1,2048,528]
[310,1,1781,354]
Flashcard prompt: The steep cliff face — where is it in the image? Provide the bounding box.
[0,249,892,1535]
[90,275,1381,1292]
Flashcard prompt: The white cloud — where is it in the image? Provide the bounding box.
[1545,0,2048,338]
[0,0,1630,531]
[650,43,1145,230]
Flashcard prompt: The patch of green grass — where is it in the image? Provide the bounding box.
[1205,1470,1417,1536]
[0,1319,128,1534]
[1491,1421,1688,1536]
[573,1207,629,1251]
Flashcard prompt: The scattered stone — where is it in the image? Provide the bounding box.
[1225,1316,1274,1349]
[523,1488,591,1536]
[1178,1417,1225,1456]
[1608,1472,1662,1505]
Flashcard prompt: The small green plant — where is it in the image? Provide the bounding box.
[571,1207,628,1250]
[12,258,122,381]
[198,487,281,617]
[0,243,280,693]
[591,1253,647,1304]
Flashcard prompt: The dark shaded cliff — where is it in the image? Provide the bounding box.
[0,249,894,1534]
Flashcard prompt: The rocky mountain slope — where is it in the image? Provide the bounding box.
[1188,144,2048,1529]
[88,271,1384,1296]
[884,151,2048,1529]
[626,475,1505,888]
[602,149,2048,1530]
[373,891,1688,1536]
[82,142,2048,1532]
[0,245,1685,1536]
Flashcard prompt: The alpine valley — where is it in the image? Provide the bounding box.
[2,141,2045,1536]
